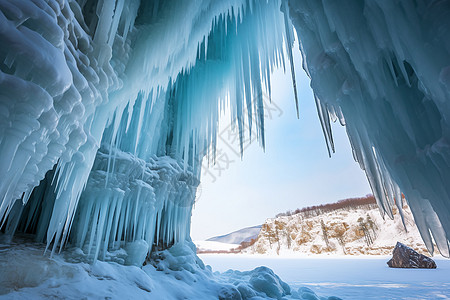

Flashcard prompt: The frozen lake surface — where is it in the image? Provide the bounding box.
[199,254,450,299]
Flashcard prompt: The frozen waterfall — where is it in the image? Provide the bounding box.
[0,0,291,262]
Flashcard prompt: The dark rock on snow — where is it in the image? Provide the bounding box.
[387,242,436,269]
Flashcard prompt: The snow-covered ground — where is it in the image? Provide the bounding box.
[2,237,448,299]
[200,254,450,299]
[0,238,329,299]
[194,240,240,252]
[0,240,224,300]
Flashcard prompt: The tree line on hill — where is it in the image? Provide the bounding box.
[275,194,378,218]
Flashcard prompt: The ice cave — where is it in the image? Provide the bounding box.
[1,0,450,299]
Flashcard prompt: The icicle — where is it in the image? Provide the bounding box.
[281,0,299,118]
[314,96,333,157]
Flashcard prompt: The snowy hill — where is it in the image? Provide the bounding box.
[194,241,240,253]
[244,200,433,256]
[206,225,262,244]
[194,225,261,253]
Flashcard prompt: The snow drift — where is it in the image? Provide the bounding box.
[2,237,338,299]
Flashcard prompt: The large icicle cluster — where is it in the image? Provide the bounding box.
[1,0,450,265]
[288,0,450,256]
[0,0,292,262]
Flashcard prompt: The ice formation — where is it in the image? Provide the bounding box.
[0,0,450,272]
[288,0,450,257]
[0,0,291,263]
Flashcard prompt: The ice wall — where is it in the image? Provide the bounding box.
[1,0,450,264]
[288,0,450,256]
[0,0,291,261]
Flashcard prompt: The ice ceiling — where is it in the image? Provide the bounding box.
[0,0,449,263]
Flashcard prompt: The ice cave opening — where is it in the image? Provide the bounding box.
[1,0,450,299]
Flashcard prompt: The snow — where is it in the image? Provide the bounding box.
[3,241,448,300]
[0,238,335,300]
[207,225,262,244]
[200,254,450,300]
[194,240,240,253]
[193,225,262,253]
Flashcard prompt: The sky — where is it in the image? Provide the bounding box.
[190,39,372,241]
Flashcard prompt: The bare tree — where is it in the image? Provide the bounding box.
[332,223,347,254]
[261,223,274,249]
[366,214,378,239]
[274,220,284,254]
[321,220,330,250]
[358,217,373,246]
[276,194,378,218]
[284,228,292,249]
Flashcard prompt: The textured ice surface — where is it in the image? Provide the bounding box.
[288,0,450,256]
[0,0,291,261]
[0,0,450,267]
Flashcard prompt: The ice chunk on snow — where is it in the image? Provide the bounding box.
[125,240,149,266]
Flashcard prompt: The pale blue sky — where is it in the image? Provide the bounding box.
[190,41,371,241]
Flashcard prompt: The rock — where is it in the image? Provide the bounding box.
[387,242,436,269]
